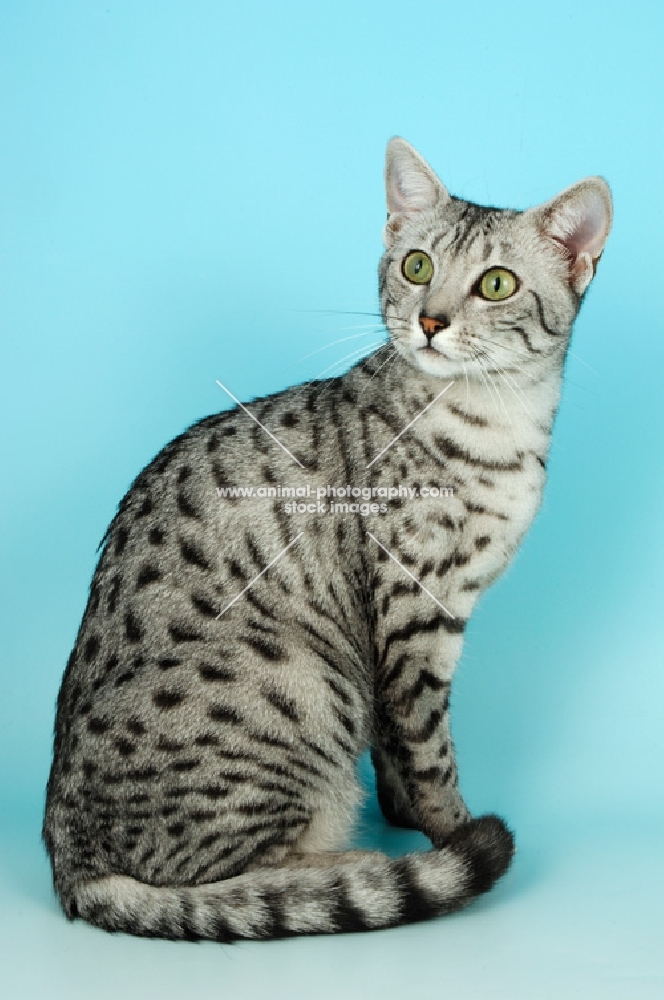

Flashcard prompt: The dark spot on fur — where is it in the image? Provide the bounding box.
[104,654,119,674]
[115,671,135,687]
[194,733,220,747]
[125,610,143,642]
[115,527,129,555]
[227,559,246,580]
[149,527,166,545]
[168,623,204,643]
[158,656,182,670]
[199,831,222,850]
[89,584,101,615]
[107,575,122,614]
[171,758,200,773]
[129,794,150,808]
[191,594,219,618]
[241,635,285,661]
[180,539,210,570]
[177,490,200,519]
[208,704,242,725]
[190,809,216,822]
[262,687,299,722]
[83,635,100,663]
[200,785,229,800]
[198,663,236,682]
[157,735,185,752]
[136,497,153,518]
[136,565,161,589]
[128,767,158,781]
[153,689,184,710]
[87,717,110,735]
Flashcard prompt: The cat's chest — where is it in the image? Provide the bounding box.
[368,401,549,597]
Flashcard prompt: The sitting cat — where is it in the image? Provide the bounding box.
[43,138,612,940]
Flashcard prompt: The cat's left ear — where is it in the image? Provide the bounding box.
[532,177,613,295]
[383,138,450,247]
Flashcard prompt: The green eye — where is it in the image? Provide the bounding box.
[479,267,518,301]
[402,250,434,284]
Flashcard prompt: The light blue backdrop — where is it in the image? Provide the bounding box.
[1,2,662,998]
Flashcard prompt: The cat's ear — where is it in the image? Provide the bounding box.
[383,138,450,247]
[533,177,613,295]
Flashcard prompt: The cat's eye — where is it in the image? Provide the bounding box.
[402,250,433,284]
[478,267,518,301]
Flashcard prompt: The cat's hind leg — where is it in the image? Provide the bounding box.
[371,743,420,829]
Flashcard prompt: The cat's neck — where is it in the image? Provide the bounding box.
[344,348,564,457]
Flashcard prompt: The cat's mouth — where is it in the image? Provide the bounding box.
[412,342,464,378]
[417,345,452,361]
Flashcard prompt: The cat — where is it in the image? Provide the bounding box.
[43,138,612,941]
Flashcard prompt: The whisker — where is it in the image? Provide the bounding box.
[284,328,387,371]
[306,340,386,382]
[470,349,503,421]
[476,336,557,372]
[488,358,538,422]
[478,352,514,430]
[358,346,399,396]
[567,348,601,377]
[289,341,388,406]
[311,343,393,405]
[469,339,559,393]
[288,308,383,318]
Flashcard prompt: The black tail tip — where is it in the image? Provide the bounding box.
[446,814,515,896]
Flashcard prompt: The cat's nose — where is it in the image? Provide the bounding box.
[419,313,450,342]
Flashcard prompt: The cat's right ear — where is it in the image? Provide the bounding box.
[383,138,449,247]
[531,177,613,295]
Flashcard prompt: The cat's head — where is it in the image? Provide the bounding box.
[379,138,612,381]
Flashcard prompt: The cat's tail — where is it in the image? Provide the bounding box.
[70,815,514,941]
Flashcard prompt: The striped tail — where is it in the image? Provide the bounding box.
[72,816,514,941]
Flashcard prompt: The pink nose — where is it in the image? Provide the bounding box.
[419,314,450,338]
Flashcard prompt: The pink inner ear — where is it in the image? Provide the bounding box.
[385,140,447,217]
[553,188,610,261]
[387,165,439,215]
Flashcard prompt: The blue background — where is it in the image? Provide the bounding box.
[1,2,663,997]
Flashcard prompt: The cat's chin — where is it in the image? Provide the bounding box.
[411,347,462,380]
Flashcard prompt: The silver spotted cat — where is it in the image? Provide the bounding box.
[44,139,612,940]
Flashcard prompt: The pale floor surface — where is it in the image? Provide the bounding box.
[1,795,662,1000]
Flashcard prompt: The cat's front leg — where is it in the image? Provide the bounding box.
[374,639,471,846]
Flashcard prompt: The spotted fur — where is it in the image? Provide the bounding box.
[43,138,611,940]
